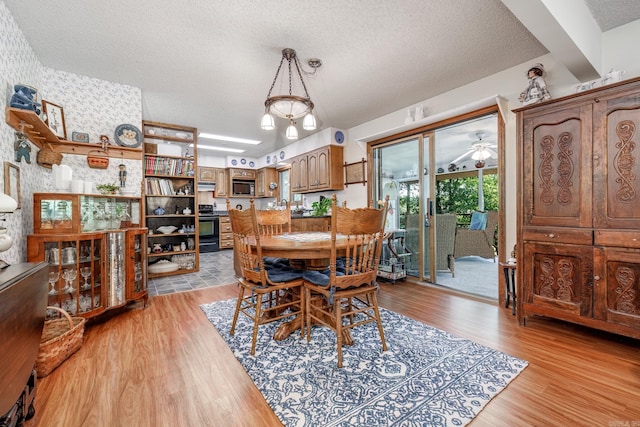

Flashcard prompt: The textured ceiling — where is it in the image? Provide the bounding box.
[4,0,637,159]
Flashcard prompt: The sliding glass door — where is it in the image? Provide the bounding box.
[372,112,500,299]
[372,135,438,282]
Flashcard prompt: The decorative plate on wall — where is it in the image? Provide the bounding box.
[231,159,237,166]
[240,158,246,165]
[114,124,142,148]
[280,150,285,159]
[266,155,271,164]
[249,161,255,167]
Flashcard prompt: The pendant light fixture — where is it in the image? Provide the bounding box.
[261,48,321,139]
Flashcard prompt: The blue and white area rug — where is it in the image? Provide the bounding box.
[200,299,527,427]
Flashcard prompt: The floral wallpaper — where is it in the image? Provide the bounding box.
[39,68,142,195]
[0,3,143,264]
[0,2,42,264]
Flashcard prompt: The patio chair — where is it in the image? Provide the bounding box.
[303,195,388,368]
[435,213,457,276]
[227,199,304,355]
[453,210,498,261]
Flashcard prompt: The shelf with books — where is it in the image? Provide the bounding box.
[142,120,199,277]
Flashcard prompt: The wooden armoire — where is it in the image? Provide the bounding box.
[515,77,640,339]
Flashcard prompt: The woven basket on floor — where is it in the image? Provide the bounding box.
[36,306,86,377]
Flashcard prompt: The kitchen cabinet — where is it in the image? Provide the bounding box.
[515,77,640,339]
[219,215,233,250]
[198,166,217,182]
[142,120,199,278]
[214,168,228,197]
[291,216,330,232]
[290,156,308,192]
[291,145,343,193]
[256,167,277,197]
[229,168,256,180]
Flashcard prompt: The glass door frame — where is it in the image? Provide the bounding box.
[367,105,506,302]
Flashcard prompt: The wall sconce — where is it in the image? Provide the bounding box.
[0,193,18,268]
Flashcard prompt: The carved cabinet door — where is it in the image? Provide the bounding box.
[593,88,640,229]
[522,103,593,229]
[522,241,594,319]
[593,246,640,329]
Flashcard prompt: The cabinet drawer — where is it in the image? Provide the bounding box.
[220,232,233,242]
[595,229,640,248]
[522,227,592,245]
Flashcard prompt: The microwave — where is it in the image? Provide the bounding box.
[232,180,255,196]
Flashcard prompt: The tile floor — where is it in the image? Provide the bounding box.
[148,250,237,296]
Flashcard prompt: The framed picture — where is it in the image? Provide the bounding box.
[344,158,366,187]
[42,100,67,140]
[71,131,90,143]
[4,162,20,209]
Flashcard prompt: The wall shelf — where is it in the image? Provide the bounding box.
[5,107,142,160]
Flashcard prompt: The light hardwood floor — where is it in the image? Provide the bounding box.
[25,281,640,427]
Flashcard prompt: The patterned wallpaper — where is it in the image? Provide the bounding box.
[0,2,42,264]
[0,3,143,263]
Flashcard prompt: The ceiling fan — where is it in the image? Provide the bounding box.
[448,131,497,170]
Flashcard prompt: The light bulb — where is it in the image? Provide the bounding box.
[302,113,316,130]
[261,113,275,130]
[286,122,298,140]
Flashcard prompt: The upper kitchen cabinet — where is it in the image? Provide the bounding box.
[291,145,343,193]
[256,167,277,198]
[198,166,216,182]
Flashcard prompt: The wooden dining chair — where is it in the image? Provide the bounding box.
[303,195,389,368]
[256,204,297,311]
[256,205,291,236]
[226,199,304,355]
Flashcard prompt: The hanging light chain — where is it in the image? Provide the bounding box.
[265,55,286,100]
[293,55,312,100]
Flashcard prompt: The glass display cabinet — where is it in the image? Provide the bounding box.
[126,228,148,305]
[34,193,141,235]
[29,193,148,319]
[27,232,106,319]
[105,231,126,308]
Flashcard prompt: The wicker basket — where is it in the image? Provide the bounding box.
[87,150,109,169]
[35,306,86,377]
[36,147,63,169]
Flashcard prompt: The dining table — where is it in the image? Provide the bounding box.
[244,231,356,343]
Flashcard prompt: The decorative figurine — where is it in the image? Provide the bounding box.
[118,163,127,188]
[9,84,41,115]
[519,63,551,106]
[154,206,165,215]
[14,131,31,163]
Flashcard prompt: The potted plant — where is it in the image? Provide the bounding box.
[96,183,120,195]
[311,197,333,216]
